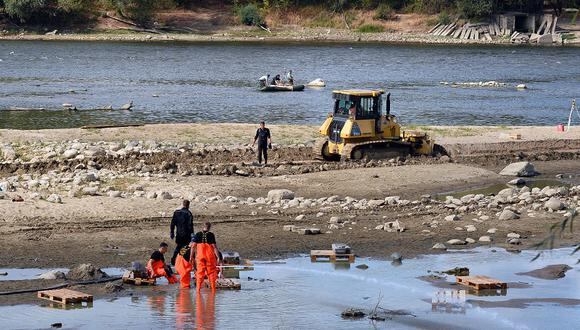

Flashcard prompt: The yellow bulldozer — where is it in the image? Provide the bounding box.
[314,89,434,161]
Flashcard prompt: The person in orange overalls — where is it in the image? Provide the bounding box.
[195,291,216,329]
[189,222,222,293]
[146,242,178,284]
[175,245,193,289]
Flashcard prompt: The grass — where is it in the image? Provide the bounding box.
[357,24,385,33]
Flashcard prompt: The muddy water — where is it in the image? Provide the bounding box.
[1,41,580,129]
[1,247,578,329]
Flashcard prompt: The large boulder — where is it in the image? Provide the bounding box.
[67,264,108,281]
[38,270,67,280]
[267,189,295,201]
[499,162,538,177]
[545,197,565,211]
[499,209,520,220]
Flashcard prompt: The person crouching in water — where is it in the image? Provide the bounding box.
[175,244,193,289]
[189,222,222,292]
[147,242,178,284]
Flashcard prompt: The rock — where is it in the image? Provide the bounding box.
[267,189,295,201]
[108,191,122,198]
[66,264,107,280]
[146,191,157,199]
[355,264,369,270]
[545,197,564,211]
[82,187,99,196]
[63,149,78,159]
[442,267,469,276]
[478,236,492,242]
[298,228,321,235]
[508,178,526,185]
[499,209,520,220]
[465,238,476,244]
[384,220,405,232]
[103,282,124,293]
[341,308,366,319]
[390,253,402,262]
[516,84,527,90]
[46,194,62,204]
[516,264,572,280]
[368,199,385,208]
[507,232,521,239]
[507,238,521,245]
[51,323,63,328]
[432,243,447,250]
[295,214,305,221]
[445,215,461,222]
[38,270,66,280]
[329,216,343,224]
[487,228,497,234]
[499,161,538,177]
[465,225,477,232]
[446,239,467,245]
[157,191,173,200]
[374,224,384,230]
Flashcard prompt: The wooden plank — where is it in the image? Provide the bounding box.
[537,16,547,35]
[452,26,463,38]
[552,16,558,34]
[484,33,492,41]
[544,15,553,35]
[428,23,441,34]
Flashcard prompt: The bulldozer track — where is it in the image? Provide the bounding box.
[312,138,328,160]
[340,140,413,161]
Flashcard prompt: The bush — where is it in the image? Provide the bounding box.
[437,10,451,25]
[373,3,394,21]
[456,0,493,19]
[357,23,384,33]
[239,3,263,26]
[105,0,158,26]
[4,0,45,22]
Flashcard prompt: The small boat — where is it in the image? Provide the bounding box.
[259,84,305,92]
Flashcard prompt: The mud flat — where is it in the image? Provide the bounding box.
[0,124,579,271]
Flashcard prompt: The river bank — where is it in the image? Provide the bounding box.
[0,123,579,271]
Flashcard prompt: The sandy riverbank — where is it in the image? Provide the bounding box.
[0,123,579,275]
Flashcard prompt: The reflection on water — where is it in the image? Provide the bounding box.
[1,41,580,129]
[0,247,579,329]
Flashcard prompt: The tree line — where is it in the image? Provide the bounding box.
[0,1,577,27]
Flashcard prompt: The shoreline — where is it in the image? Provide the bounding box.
[1,30,577,47]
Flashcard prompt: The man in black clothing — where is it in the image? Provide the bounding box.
[170,200,194,266]
[252,121,272,165]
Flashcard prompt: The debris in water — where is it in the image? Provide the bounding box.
[0,272,8,276]
[51,323,63,328]
[67,264,108,281]
[516,264,572,280]
[341,308,366,319]
[441,267,470,276]
[104,282,125,293]
[355,264,369,270]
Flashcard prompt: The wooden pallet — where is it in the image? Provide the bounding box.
[456,275,507,291]
[310,250,355,263]
[37,289,93,305]
[122,270,156,286]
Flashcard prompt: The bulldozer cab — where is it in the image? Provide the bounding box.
[332,90,385,120]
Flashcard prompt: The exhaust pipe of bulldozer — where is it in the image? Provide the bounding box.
[386,93,391,116]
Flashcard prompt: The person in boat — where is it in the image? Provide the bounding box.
[286,70,294,86]
[271,74,281,86]
[258,75,268,88]
[190,222,222,293]
[147,242,178,284]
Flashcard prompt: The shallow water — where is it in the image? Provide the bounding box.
[1,247,579,329]
[1,41,580,129]
[0,268,124,282]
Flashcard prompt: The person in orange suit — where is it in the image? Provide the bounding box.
[147,242,178,284]
[189,222,222,292]
[175,289,194,330]
[175,245,193,289]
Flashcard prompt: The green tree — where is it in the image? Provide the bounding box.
[4,0,46,22]
[105,0,158,26]
[456,0,493,19]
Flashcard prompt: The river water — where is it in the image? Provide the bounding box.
[1,41,579,129]
[1,247,579,329]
